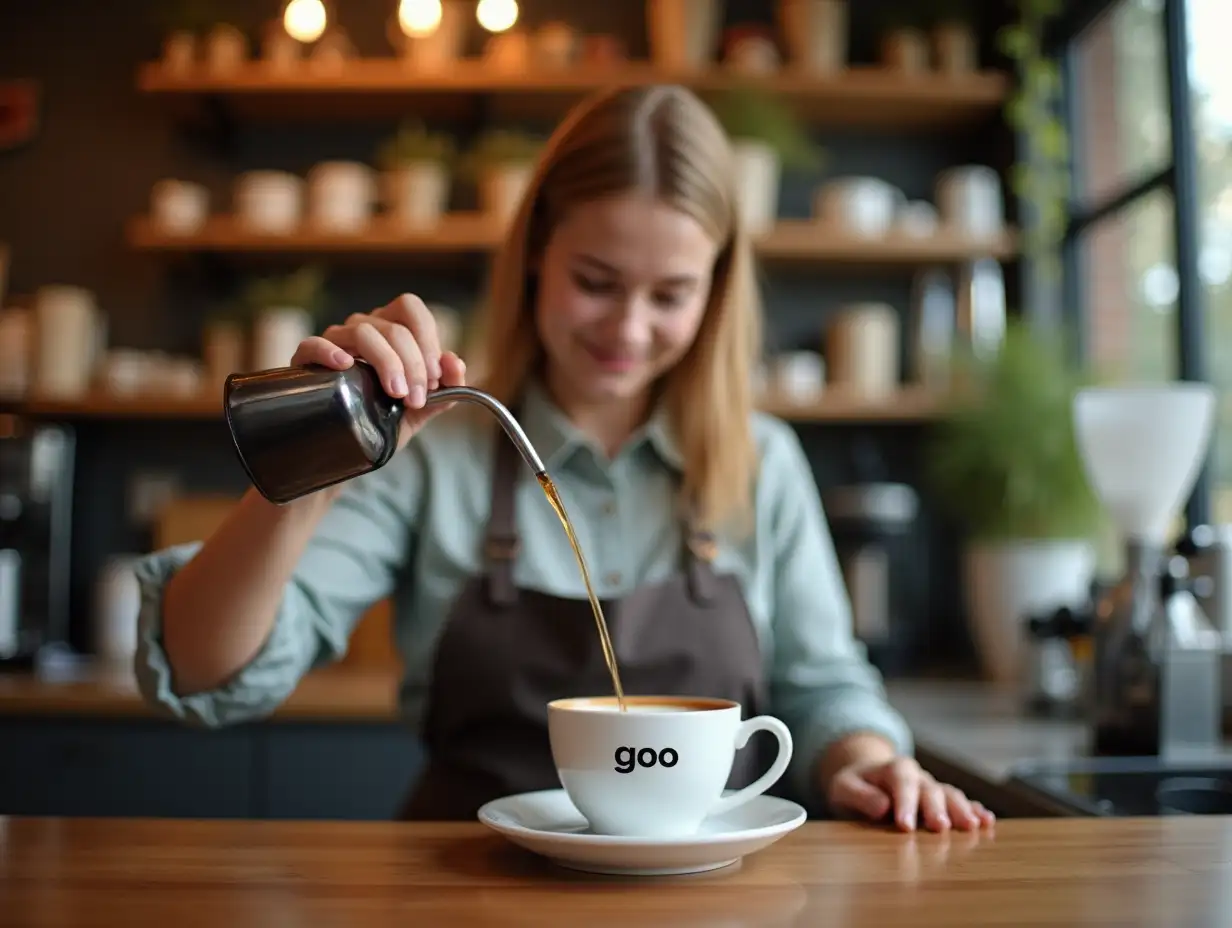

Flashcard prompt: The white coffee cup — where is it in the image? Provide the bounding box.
[547,695,793,838]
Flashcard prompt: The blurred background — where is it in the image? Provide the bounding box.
[0,0,1227,820]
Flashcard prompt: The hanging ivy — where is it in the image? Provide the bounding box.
[997,0,1068,284]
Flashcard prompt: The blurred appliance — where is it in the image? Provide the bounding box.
[0,416,75,670]
[823,481,920,676]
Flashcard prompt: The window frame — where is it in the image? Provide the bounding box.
[1052,0,1210,527]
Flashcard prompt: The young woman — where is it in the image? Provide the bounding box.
[134,84,994,833]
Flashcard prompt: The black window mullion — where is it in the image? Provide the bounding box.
[1060,40,1086,363]
[1164,0,1211,528]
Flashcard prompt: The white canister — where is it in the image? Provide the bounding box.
[253,307,313,370]
[383,162,450,229]
[393,0,468,71]
[936,165,1005,238]
[307,161,376,234]
[815,177,905,238]
[151,179,208,235]
[730,140,782,236]
[933,22,978,76]
[0,307,32,399]
[827,303,901,399]
[770,351,826,402]
[481,165,534,225]
[897,200,940,238]
[93,555,141,665]
[33,285,102,399]
[235,171,303,235]
[262,24,301,72]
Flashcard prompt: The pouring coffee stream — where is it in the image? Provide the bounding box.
[223,361,627,710]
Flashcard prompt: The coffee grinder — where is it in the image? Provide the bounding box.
[1072,384,1224,759]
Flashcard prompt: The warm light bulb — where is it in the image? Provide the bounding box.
[283,0,327,42]
[476,0,518,33]
[398,0,442,37]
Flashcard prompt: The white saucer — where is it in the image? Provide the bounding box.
[477,789,806,876]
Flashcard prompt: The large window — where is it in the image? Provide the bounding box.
[1060,0,1219,526]
[1188,0,1232,521]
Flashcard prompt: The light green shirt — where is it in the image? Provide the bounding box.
[132,380,912,804]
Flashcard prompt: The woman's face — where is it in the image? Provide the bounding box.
[534,192,720,407]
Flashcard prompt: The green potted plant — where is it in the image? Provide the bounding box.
[997,0,1068,287]
[711,86,824,235]
[241,265,327,371]
[376,120,457,230]
[926,319,1103,683]
[460,129,546,225]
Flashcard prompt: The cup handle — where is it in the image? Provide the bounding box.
[709,715,794,817]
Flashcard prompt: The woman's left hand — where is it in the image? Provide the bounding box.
[828,756,996,832]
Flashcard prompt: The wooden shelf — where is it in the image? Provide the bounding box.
[8,388,943,424]
[135,60,1009,129]
[127,216,1016,266]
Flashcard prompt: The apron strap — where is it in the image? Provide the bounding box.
[484,422,522,607]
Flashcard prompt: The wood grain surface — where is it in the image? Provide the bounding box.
[1,816,1229,926]
[0,665,402,720]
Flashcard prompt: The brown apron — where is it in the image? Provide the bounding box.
[399,424,772,821]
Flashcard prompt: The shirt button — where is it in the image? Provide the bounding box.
[602,500,616,516]
[604,571,622,587]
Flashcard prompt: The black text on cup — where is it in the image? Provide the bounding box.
[614,746,679,774]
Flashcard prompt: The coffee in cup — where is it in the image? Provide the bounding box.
[547,695,793,838]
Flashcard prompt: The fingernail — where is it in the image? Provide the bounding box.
[390,373,407,397]
[332,349,352,366]
[409,384,426,408]
[940,815,952,830]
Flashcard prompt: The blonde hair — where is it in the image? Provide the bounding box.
[468,84,763,536]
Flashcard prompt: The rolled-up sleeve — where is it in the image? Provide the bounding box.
[760,423,914,804]
[132,447,423,728]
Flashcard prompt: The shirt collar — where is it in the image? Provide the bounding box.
[517,378,684,473]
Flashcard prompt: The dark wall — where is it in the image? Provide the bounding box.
[0,0,1015,674]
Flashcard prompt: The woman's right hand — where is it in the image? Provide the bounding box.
[290,293,467,449]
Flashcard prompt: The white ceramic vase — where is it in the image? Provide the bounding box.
[964,540,1096,685]
[253,307,313,371]
[162,31,196,75]
[235,171,303,234]
[151,180,208,235]
[307,161,376,234]
[206,24,246,75]
[730,140,781,236]
[383,162,449,229]
[481,164,534,225]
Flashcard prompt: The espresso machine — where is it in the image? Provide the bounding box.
[1068,385,1224,759]
[0,415,75,670]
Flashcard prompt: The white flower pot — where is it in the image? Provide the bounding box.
[481,164,534,225]
[253,307,313,371]
[964,540,1096,685]
[777,0,847,74]
[646,0,721,71]
[383,162,449,229]
[150,179,208,235]
[933,22,977,75]
[307,161,376,234]
[162,31,196,75]
[235,171,303,234]
[881,28,929,73]
[730,140,781,236]
[205,24,247,75]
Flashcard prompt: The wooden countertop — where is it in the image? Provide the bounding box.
[0,663,402,722]
[2,816,1229,926]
